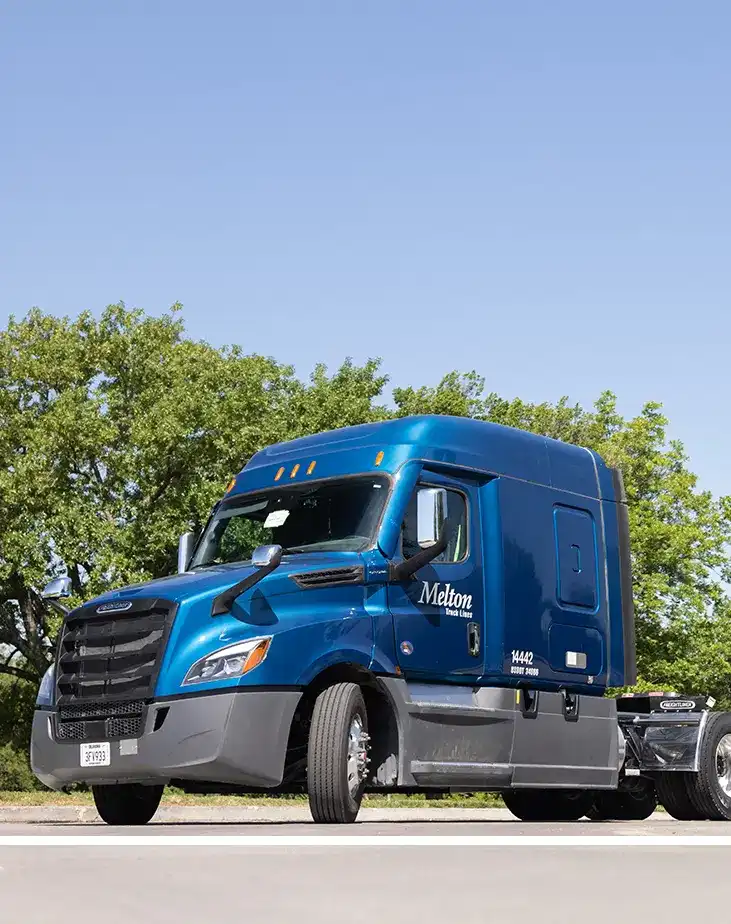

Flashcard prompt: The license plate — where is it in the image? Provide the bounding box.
[80,742,111,767]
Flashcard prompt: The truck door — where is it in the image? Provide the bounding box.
[388,471,485,680]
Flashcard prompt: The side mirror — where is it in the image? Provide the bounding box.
[211,544,284,617]
[416,487,448,549]
[178,531,197,573]
[390,491,455,582]
[252,544,283,569]
[41,576,72,600]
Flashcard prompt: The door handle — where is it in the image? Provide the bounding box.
[571,544,582,573]
[467,622,480,657]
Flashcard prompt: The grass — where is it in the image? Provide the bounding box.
[0,788,505,808]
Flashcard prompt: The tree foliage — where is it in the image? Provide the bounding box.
[0,302,729,774]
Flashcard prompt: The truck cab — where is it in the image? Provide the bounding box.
[32,414,639,823]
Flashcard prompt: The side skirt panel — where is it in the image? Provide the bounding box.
[376,679,618,790]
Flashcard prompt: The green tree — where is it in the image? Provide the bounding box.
[1,307,730,711]
[0,305,389,687]
[283,358,389,436]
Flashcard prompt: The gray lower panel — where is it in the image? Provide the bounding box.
[31,689,302,791]
[411,761,512,787]
[511,691,618,789]
[377,679,618,790]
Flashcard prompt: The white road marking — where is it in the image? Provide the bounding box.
[0,835,731,847]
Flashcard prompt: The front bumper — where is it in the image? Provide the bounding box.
[31,689,302,791]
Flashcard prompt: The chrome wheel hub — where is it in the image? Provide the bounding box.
[716,734,731,797]
[346,714,370,797]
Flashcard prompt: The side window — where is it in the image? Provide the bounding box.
[401,486,468,564]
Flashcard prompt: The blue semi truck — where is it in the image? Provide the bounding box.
[30,415,731,823]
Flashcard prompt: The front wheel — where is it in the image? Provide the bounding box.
[92,783,164,825]
[307,682,369,824]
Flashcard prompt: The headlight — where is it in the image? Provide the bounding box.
[36,664,55,707]
[183,636,272,685]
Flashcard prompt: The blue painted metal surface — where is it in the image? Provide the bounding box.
[85,414,632,700]
[553,505,599,611]
[388,469,486,680]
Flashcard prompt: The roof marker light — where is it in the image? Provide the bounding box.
[274,466,285,481]
[307,460,316,475]
[290,463,300,478]
[225,477,236,493]
[374,451,384,466]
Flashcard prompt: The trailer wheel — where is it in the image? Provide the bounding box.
[92,783,164,825]
[502,789,593,822]
[683,713,731,821]
[587,779,657,821]
[655,773,704,820]
[307,682,369,824]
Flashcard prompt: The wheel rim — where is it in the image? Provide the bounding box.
[716,734,731,797]
[346,713,369,797]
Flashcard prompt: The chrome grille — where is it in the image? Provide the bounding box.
[53,597,176,742]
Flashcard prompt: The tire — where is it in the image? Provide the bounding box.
[683,713,731,821]
[655,772,704,820]
[92,783,164,825]
[502,789,593,822]
[307,682,369,824]
[587,780,657,821]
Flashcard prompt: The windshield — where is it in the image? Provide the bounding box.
[190,475,390,568]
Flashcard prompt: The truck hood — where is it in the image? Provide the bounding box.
[89,551,366,607]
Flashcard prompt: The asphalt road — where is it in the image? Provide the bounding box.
[2,804,731,833]
[2,814,731,924]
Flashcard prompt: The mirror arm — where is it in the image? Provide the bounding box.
[388,517,455,582]
[46,600,70,617]
[211,558,280,617]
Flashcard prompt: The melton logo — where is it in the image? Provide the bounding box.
[418,581,473,612]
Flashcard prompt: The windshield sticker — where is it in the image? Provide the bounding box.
[265,509,290,528]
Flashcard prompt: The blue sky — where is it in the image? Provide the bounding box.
[1,2,729,495]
